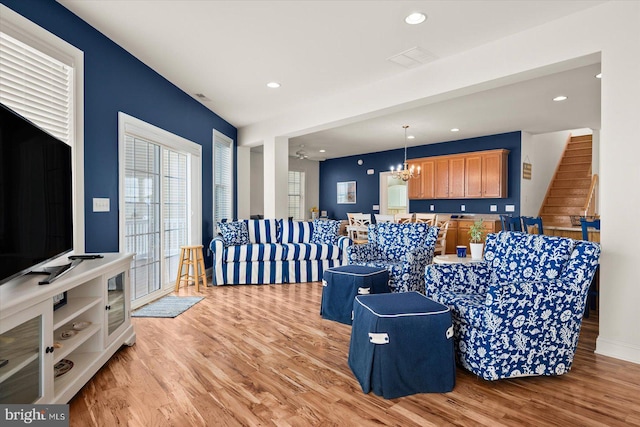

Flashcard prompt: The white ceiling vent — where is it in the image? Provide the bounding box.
[387,46,438,69]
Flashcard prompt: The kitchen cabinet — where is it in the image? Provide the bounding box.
[408,149,509,199]
[407,159,435,199]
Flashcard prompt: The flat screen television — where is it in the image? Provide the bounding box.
[0,102,74,285]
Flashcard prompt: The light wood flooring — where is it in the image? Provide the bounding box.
[69,282,640,426]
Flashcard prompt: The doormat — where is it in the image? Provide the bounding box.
[132,296,204,318]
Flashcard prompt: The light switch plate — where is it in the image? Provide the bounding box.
[461,205,466,211]
[367,169,375,175]
[430,205,435,211]
[505,205,515,212]
[373,205,380,210]
[93,197,110,212]
[490,205,497,212]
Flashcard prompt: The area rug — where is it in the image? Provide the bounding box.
[132,296,204,318]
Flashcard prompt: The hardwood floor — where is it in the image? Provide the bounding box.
[69,283,640,426]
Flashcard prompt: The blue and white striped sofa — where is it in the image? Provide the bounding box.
[209,219,351,285]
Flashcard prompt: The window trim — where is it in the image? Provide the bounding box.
[1,4,85,252]
[212,130,234,227]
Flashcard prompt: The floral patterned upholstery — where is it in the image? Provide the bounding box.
[424,231,601,380]
[347,222,438,293]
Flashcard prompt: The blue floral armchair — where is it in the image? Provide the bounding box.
[347,222,438,293]
[424,232,600,381]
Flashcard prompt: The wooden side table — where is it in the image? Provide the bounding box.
[175,245,207,292]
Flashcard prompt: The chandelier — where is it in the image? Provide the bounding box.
[390,125,421,181]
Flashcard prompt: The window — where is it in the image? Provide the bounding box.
[213,131,233,226]
[119,113,201,308]
[288,170,305,220]
[0,4,84,250]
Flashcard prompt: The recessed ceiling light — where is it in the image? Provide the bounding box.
[553,95,568,102]
[319,149,326,153]
[266,82,281,89]
[405,12,427,25]
[595,73,602,79]
[450,128,460,132]
[407,135,415,139]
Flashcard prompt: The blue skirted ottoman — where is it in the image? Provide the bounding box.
[320,265,390,325]
[348,292,455,398]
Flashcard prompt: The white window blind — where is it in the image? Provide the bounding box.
[288,170,305,220]
[213,134,232,226]
[0,31,72,144]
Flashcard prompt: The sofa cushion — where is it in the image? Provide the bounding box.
[278,219,313,243]
[485,232,575,282]
[218,221,250,245]
[223,243,287,262]
[245,219,279,243]
[284,243,341,261]
[310,219,341,245]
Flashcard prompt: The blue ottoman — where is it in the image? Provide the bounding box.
[348,292,455,398]
[320,265,390,325]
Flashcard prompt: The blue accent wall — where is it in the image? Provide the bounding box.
[319,132,521,220]
[2,0,237,265]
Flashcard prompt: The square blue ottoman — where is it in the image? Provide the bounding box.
[320,265,390,325]
[348,292,455,398]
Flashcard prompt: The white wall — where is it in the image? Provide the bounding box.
[289,156,320,220]
[238,2,640,363]
[250,150,264,216]
[249,151,320,220]
[520,129,591,216]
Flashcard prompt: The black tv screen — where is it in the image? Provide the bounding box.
[0,102,73,285]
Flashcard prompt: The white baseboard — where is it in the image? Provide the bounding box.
[595,336,640,365]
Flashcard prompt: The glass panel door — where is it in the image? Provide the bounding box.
[125,136,161,301]
[0,310,44,403]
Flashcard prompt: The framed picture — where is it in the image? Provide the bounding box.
[337,181,357,204]
[53,291,67,311]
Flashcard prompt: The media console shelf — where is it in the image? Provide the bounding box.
[0,253,135,404]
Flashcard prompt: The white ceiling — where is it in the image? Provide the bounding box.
[57,0,604,159]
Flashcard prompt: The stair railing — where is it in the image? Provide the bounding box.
[583,173,599,216]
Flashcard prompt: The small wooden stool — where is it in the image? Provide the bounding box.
[175,245,207,292]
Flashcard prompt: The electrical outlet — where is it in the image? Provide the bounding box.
[490,205,497,212]
[373,205,380,211]
[461,205,466,212]
[505,205,515,212]
[429,205,435,211]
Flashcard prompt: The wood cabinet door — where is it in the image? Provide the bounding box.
[421,160,435,199]
[449,157,466,198]
[465,155,483,198]
[407,160,423,199]
[445,220,458,254]
[483,151,507,198]
[435,158,449,198]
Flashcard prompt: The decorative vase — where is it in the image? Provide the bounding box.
[470,242,484,260]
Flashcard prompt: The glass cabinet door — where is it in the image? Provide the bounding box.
[0,301,49,404]
[106,271,126,343]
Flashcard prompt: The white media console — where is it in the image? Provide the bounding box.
[0,253,135,404]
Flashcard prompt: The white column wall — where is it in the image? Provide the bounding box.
[238,2,640,363]
[263,136,289,219]
[236,146,251,219]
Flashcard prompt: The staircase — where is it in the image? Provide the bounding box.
[539,135,593,227]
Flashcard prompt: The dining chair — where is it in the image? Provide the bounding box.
[500,215,523,232]
[521,216,544,235]
[414,213,437,225]
[374,214,395,224]
[346,212,363,240]
[433,219,450,256]
[394,213,414,224]
[581,217,601,318]
[351,213,372,244]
